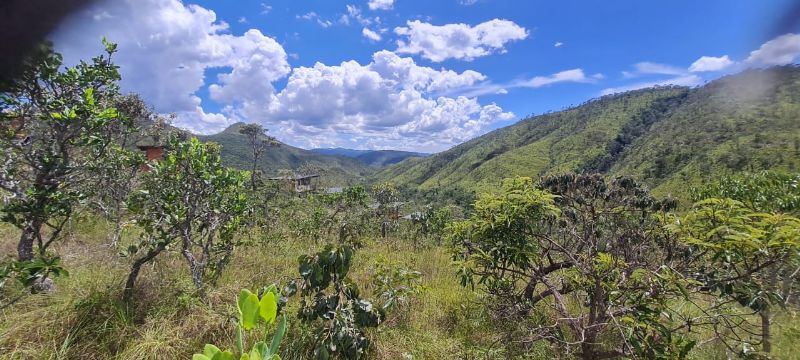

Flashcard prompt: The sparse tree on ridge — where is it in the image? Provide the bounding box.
[239,123,278,190]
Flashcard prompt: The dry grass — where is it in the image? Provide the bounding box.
[1,219,799,359]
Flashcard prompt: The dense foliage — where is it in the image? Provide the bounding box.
[0,39,129,292]
[288,244,385,359]
[124,136,248,300]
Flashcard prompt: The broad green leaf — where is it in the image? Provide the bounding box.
[193,355,211,360]
[259,291,277,324]
[238,289,260,330]
[248,347,261,360]
[269,315,287,356]
[203,344,223,358]
[253,341,269,360]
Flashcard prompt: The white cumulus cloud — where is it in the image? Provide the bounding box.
[394,19,528,62]
[362,28,382,41]
[689,55,734,72]
[368,0,394,10]
[265,50,511,151]
[50,0,514,151]
[746,33,800,66]
[52,0,290,134]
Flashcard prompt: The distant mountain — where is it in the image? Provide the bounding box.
[310,148,428,167]
[310,148,372,158]
[373,66,800,200]
[198,124,373,186]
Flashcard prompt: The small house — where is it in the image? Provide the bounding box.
[269,174,320,193]
[135,137,165,171]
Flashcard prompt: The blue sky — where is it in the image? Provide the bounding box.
[51,0,800,152]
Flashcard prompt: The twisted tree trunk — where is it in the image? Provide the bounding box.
[17,218,42,261]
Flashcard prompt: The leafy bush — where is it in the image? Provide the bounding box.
[0,39,128,290]
[287,244,384,359]
[450,175,693,359]
[124,136,248,300]
[370,261,423,311]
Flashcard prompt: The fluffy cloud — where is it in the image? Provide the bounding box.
[51,0,290,134]
[689,55,734,72]
[746,33,800,66]
[265,51,511,151]
[51,0,513,151]
[394,19,528,62]
[368,0,394,11]
[362,28,382,41]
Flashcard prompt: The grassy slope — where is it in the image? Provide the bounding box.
[1,218,799,359]
[375,66,800,199]
[354,150,427,168]
[310,148,428,168]
[608,67,800,197]
[199,123,374,186]
[0,220,509,359]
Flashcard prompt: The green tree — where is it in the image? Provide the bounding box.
[669,198,800,355]
[320,185,371,245]
[239,123,278,190]
[450,175,693,359]
[124,136,248,301]
[0,40,128,288]
[691,171,800,215]
[371,182,399,238]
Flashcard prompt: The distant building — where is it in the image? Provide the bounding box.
[269,174,320,193]
[326,187,343,194]
[136,137,165,171]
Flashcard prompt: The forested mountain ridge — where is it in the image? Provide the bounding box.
[310,148,428,167]
[373,66,800,198]
[197,123,373,185]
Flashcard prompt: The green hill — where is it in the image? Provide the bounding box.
[373,66,800,199]
[310,148,428,167]
[198,123,373,186]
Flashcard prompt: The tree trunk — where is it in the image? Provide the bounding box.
[110,217,123,246]
[123,244,166,302]
[181,247,206,297]
[761,308,771,353]
[18,219,42,261]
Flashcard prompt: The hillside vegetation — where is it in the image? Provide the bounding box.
[374,66,800,198]
[311,148,428,167]
[2,42,800,360]
[199,123,373,186]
